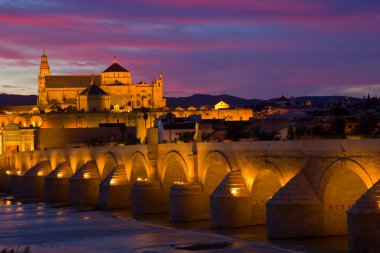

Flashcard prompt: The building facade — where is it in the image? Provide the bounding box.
[37,51,166,110]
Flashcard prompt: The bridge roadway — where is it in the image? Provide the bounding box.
[1,129,379,252]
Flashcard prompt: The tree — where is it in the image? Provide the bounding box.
[166,111,175,143]
[286,125,296,140]
[331,116,346,138]
[141,107,149,143]
[359,115,378,135]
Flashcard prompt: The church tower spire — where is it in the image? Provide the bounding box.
[38,49,51,105]
[39,49,50,79]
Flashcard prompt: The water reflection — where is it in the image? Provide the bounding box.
[0,195,348,253]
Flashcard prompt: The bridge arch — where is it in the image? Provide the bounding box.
[201,150,232,196]
[13,116,26,127]
[101,151,119,179]
[68,152,87,173]
[161,151,189,193]
[318,157,372,235]
[30,115,43,127]
[129,151,149,183]
[250,159,285,225]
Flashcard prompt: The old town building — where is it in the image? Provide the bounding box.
[37,50,166,110]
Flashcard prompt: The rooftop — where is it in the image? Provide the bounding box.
[79,84,109,96]
[45,75,101,89]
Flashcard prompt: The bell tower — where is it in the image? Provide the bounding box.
[38,49,50,105]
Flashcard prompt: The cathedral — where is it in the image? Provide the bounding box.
[37,50,166,111]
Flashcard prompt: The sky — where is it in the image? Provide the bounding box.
[0,0,380,99]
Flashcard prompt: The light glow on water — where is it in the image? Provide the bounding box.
[0,195,349,253]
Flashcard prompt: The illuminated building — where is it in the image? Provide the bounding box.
[37,50,166,110]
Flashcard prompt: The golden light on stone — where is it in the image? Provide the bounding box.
[57,173,63,178]
[17,171,22,176]
[37,171,43,176]
[230,188,238,197]
[84,172,90,179]
[110,179,116,185]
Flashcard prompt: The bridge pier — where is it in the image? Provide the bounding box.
[169,183,209,222]
[347,180,380,253]
[210,170,252,228]
[0,170,4,192]
[266,173,324,238]
[2,171,13,194]
[68,160,101,206]
[21,160,52,200]
[11,172,24,198]
[97,165,130,209]
[44,161,73,202]
[131,128,168,214]
[131,180,168,214]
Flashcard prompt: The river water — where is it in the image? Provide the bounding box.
[0,195,347,253]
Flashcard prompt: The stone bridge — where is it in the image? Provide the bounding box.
[1,129,380,252]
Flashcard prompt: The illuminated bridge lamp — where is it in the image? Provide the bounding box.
[110,179,116,185]
[174,181,184,185]
[37,171,43,176]
[230,188,238,197]
[6,170,10,175]
[17,171,22,176]
[84,173,90,179]
[57,173,63,178]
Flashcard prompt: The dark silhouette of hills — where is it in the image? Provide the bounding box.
[166,94,360,108]
[0,93,360,108]
[167,94,262,108]
[0,94,37,106]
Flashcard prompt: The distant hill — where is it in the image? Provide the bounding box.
[0,93,361,108]
[0,94,38,106]
[166,94,262,108]
[167,94,361,108]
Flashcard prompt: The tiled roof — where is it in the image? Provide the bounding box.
[0,105,36,113]
[103,63,129,73]
[79,84,109,96]
[45,75,101,89]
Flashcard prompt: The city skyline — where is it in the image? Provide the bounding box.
[1,0,380,99]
